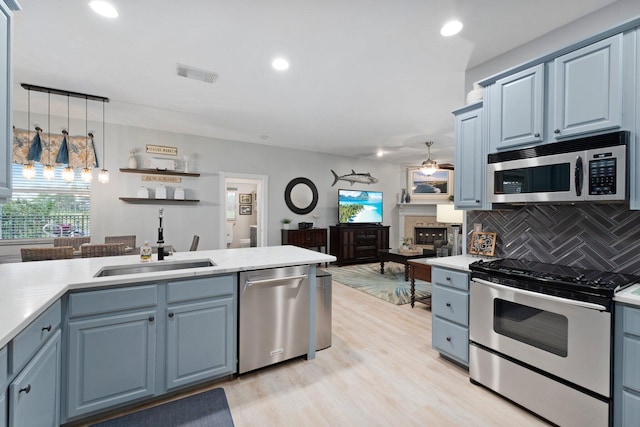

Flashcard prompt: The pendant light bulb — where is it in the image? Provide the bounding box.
[43,165,55,180]
[98,169,109,183]
[62,166,75,182]
[22,163,36,179]
[81,167,93,182]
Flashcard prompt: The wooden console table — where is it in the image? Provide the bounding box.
[408,259,433,308]
[281,228,328,266]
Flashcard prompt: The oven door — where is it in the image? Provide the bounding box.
[470,278,611,397]
[487,150,582,204]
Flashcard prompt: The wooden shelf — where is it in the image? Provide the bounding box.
[119,197,200,204]
[119,168,200,177]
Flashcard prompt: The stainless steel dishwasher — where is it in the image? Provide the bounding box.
[238,265,310,374]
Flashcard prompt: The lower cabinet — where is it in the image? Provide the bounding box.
[9,330,61,427]
[0,391,5,427]
[64,275,237,423]
[614,303,640,427]
[431,266,470,367]
[165,276,236,391]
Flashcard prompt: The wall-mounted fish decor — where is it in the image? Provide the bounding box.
[331,170,379,186]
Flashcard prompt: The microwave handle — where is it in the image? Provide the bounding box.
[575,156,583,197]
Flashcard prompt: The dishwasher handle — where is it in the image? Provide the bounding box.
[245,274,308,287]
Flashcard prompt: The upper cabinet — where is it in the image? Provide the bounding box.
[485,33,625,154]
[0,1,15,202]
[552,34,622,139]
[489,64,545,151]
[453,102,486,210]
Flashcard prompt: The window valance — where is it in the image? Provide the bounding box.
[13,127,98,168]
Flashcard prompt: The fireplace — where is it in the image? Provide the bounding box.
[414,227,447,246]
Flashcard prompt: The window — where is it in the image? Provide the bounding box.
[0,164,91,240]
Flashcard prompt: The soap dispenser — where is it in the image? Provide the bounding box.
[140,241,152,262]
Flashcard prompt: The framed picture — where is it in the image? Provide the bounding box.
[407,168,453,200]
[240,194,252,204]
[239,205,253,215]
[469,231,497,257]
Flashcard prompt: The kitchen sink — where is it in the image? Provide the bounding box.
[94,259,215,277]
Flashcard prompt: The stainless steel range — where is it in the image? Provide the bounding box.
[469,259,640,427]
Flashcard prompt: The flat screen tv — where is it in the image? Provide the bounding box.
[338,189,383,224]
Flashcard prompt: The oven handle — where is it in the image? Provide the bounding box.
[471,278,607,311]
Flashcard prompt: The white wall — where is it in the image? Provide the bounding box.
[8,111,405,254]
[465,0,640,91]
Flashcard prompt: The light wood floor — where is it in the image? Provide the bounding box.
[80,279,550,427]
[218,280,549,427]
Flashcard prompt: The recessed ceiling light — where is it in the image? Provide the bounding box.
[440,20,463,37]
[272,58,290,71]
[89,1,118,18]
[376,150,384,157]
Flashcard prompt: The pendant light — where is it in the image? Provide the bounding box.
[98,100,109,183]
[420,141,438,176]
[42,92,55,180]
[81,97,93,182]
[22,89,36,179]
[62,95,75,182]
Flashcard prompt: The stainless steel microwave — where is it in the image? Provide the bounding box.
[487,131,629,204]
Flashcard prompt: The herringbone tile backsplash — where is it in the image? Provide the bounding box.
[467,204,640,274]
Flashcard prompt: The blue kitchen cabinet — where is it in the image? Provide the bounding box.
[65,285,158,420]
[489,64,545,151]
[614,303,640,427]
[552,34,622,139]
[0,1,15,202]
[0,346,6,427]
[431,267,470,367]
[453,102,486,210]
[165,275,236,391]
[8,330,61,427]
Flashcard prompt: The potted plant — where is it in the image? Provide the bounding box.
[401,237,411,250]
[281,218,292,230]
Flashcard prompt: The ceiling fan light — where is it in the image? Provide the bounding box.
[421,159,438,176]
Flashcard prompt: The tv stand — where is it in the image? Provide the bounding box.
[330,225,390,266]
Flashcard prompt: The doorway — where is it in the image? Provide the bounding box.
[220,173,268,249]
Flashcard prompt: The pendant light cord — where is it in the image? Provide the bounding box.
[85,97,88,168]
[102,100,106,165]
[47,92,51,165]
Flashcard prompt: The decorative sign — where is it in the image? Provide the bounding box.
[142,175,182,183]
[146,144,178,156]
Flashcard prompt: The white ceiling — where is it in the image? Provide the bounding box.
[10,0,618,166]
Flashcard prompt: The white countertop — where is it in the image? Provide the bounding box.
[0,246,335,349]
[614,283,640,307]
[416,254,493,272]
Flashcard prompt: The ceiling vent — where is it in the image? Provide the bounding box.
[176,63,218,84]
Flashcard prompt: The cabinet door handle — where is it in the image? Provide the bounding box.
[19,384,31,394]
[554,129,561,134]
[475,200,480,203]
[445,302,451,307]
[445,276,451,281]
[168,312,174,318]
[148,316,155,322]
[41,324,52,332]
[534,133,540,138]
[446,337,452,342]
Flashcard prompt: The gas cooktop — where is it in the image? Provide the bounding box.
[469,258,640,298]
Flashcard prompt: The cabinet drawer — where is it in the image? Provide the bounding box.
[623,306,640,337]
[623,335,640,392]
[167,275,235,303]
[432,267,469,291]
[432,317,469,365]
[68,285,158,318]
[432,284,469,326]
[10,300,61,374]
[622,389,640,427]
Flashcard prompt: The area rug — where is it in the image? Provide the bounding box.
[91,388,234,427]
[321,262,431,305]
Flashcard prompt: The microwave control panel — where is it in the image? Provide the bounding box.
[589,155,617,195]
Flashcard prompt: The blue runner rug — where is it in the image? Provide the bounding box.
[91,387,234,427]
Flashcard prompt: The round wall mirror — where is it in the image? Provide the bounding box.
[284,177,318,215]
